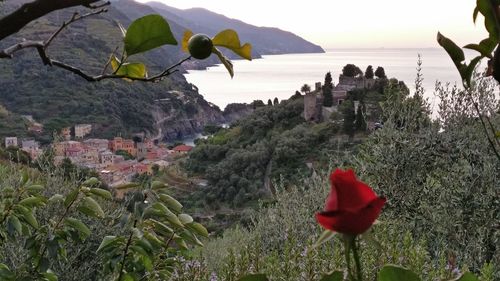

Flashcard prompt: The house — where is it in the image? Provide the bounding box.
[136,139,154,159]
[75,124,92,139]
[83,139,109,150]
[109,137,136,156]
[53,141,81,156]
[172,144,194,154]
[4,137,18,148]
[61,127,71,140]
[21,139,41,159]
[28,123,43,134]
[99,151,116,165]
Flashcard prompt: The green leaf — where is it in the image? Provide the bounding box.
[150,219,174,236]
[77,197,105,219]
[186,222,209,238]
[97,236,123,253]
[151,181,167,190]
[42,270,58,281]
[236,274,269,281]
[378,265,421,281]
[49,194,64,203]
[212,47,234,78]
[115,182,141,190]
[158,194,183,213]
[437,32,466,67]
[312,230,336,249]
[14,205,38,228]
[319,271,343,281]
[476,0,499,41]
[124,14,177,56]
[20,170,29,185]
[473,6,480,23]
[178,214,193,224]
[453,272,479,281]
[82,177,99,187]
[212,29,252,60]
[7,215,22,235]
[464,56,483,86]
[19,196,46,208]
[0,263,15,280]
[64,218,91,239]
[89,188,112,200]
[26,184,44,195]
[464,37,497,58]
[437,32,468,80]
[64,189,79,208]
[111,56,147,80]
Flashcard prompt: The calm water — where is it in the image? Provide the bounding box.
[185,48,480,111]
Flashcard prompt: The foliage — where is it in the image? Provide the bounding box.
[185,98,349,206]
[322,72,333,107]
[364,65,374,79]
[173,170,497,280]
[0,163,207,280]
[375,66,386,79]
[342,64,363,77]
[301,84,311,94]
[116,149,135,160]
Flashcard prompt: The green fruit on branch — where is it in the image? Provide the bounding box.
[188,34,213,60]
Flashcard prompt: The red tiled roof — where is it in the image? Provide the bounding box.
[173,145,193,152]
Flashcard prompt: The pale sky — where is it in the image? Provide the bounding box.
[138,0,489,49]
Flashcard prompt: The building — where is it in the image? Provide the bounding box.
[332,90,348,105]
[21,139,39,150]
[21,139,41,159]
[172,144,194,154]
[53,141,81,156]
[303,92,323,123]
[61,127,71,140]
[109,137,136,156]
[136,139,154,159]
[99,151,116,165]
[83,139,109,150]
[75,124,92,139]
[4,137,18,148]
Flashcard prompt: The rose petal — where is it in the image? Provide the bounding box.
[316,197,386,235]
[330,168,378,212]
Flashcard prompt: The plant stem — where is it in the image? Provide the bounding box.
[343,236,354,281]
[117,219,138,281]
[352,238,363,281]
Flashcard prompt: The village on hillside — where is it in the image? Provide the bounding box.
[3,125,194,188]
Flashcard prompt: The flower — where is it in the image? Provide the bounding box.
[315,168,386,235]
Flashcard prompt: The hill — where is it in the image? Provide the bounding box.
[146,1,325,56]
[0,0,223,143]
[0,0,325,143]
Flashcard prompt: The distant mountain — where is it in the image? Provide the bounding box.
[146,1,325,56]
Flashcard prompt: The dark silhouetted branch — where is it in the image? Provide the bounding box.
[0,0,106,41]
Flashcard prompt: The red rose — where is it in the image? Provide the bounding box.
[315,168,386,235]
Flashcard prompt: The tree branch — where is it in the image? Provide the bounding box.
[0,0,104,41]
[0,7,191,83]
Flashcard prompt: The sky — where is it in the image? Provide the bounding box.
[137,0,489,49]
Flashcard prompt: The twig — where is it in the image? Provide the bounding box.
[0,0,103,41]
[117,219,138,281]
[44,8,108,49]
[102,46,119,75]
[0,4,191,83]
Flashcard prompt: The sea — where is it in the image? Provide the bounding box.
[184,48,482,113]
